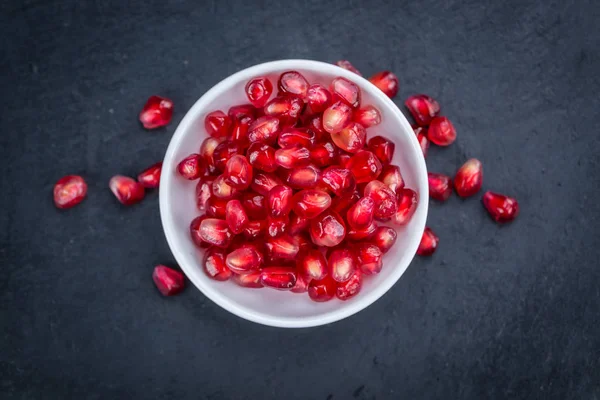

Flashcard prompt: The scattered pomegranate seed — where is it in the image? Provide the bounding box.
[223,154,253,190]
[310,141,338,167]
[331,122,366,153]
[346,196,375,230]
[139,95,173,129]
[413,127,430,158]
[308,275,337,302]
[177,154,205,180]
[454,158,483,198]
[322,101,353,134]
[427,116,456,146]
[292,190,332,218]
[225,199,249,234]
[482,191,519,223]
[203,248,232,281]
[232,271,263,288]
[278,128,315,149]
[392,188,418,225]
[251,172,283,196]
[109,175,145,205]
[336,269,362,300]
[353,105,381,128]
[306,84,333,113]
[428,173,452,201]
[321,167,356,196]
[53,175,87,209]
[330,77,360,108]
[328,248,356,282]
[300,249,328,280]
[265,235,299,261]
[248,116,281,144]
[335,60,362,75]
[309,210,346,247]
[367,136,395,166]
[286,164,320,189]
[372,226,397,253]
[379,165,405,194]
[347,221,378,241]
[152,265,185,296]
[369,71,399,98]
[263,95,304,126]
[206,197,228,218]
[266,215,289,238]
[195,178,213,212]
[204,110,231,138]
[137,162,162,189]
[260,267,297,290]
[245,77,273,108]
[226,244,264,273]
[417,227,439,256]
[267,185,294,218]
[355,243,383,275]
[199,218,233,248]
[364,180,398,219]
[347,150,383,183]
[211,174,239,199]
[405,94,441,126]
[199,137,223,175]
[228,104,256,122]
[274,146,311,169]
[278,71,309,99]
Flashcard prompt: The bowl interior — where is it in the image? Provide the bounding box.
[160,60,428,327]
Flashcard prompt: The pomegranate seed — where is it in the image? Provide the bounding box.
[417,227,439,256]
[346,196,375,230]
[206,197,228,218]
[211,174,238,199]
[310,141,338,168]
[328,248,356,282]
[189,215,209,247]
[291,273,309,293]
[225,199,249,234]
[414,126,430,158]
[330,190,361,215]
[482,191,519,223]
[330,77,360,108]
[303,114,327,141]
[286,164,320,189]
[368,71,399,98]
[428,173,452,201]
[240,191,267,219]
[267,185,293,218]
[289,212,310,235]
[367,136,395,165]
[454,158,483,198]
[246,142,277,173]
[379,165,405,193]
[308,275,336,302]
[232,271,263,288]
[251,172,283,196]
[275,146,311,169]
[278,127,316,149]
[428,116,456,146]
[353,105,381,128]
[177,153,205,180]
[223,154,253,190]
[277,71,309,98]
[292,190,332,218]
[335,60,362,76]
[203,247,232,281]
[322,101,353,134]
[405,94,440,126]
[226,244,264,273]
[321,167,356,196]
[372,226,397,253]
[137,162,162,189]
[347,150,382,183]
[199,218,233,248]
[152,265,184,296]
[229,116,252,148]
[331,122,366,153]
[336,269,362,300]
[265,235,299,260]
[260,267,297,290]
[355,243,383,275]
[336,152,352,168]
[199,137,223,175]
[347,221,378,241]
[306,84,332,113]
[109,175,145,205]
[139,95,173,129]
[243,219,266,239]
[263,95,304,126]
[228,104,256,122]
[309,210,346,247]
[248,116,280,144]
[245,77,273,108]
[299,249,327,280]
[392,188,418,225]
[266,215,289,238]
[364,180,398,219]
[53,175,87,209]
[213,141,242,172]
[204,110,231,138]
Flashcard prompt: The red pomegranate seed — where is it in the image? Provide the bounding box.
[265,235,299,260]
[428,173,452,201]
[286,164,320,189]
[232,271,263,288]
[137,162,162,189]
[482,191,519,223]
[267,185,293,218]
[306,84,332,113]
[309,210,346,247]
[331,122,366,153]
[275,146,311,169]
[303,114,327,141]
[336,152,352,169]
[53,175,87,209]
[364,180,398,219]
[347,221,378,241]
[251,172,283,196]
[226,244,264,273]
[335,60,362,76]
[347,150,382,183]
[330,190,361,215]
[292,190,332,218]
[328,248,355,282]
[263,95,304,126]
[248,116,281,144]
[405,94,440,126]
[206,197,228,218]
[379,165,404,193]
[152,265,184,296]
[204,110,231,138]
[321,167,356,196]
[346,196,375,230]
[308,275,337,302]
[225,199,249,234]
[322,101,353,134]
[417,227,439,256]
[289,212,310,235]
[199,218,233,248]
[336,269,362,300]
[278,127,315,149]
[413,126,430,158]
[245,77,273,108]
[199,137,222,175]
[223,154,253,190]
[277,71,309,98]
[240,191,267,219]
[266,215,289,238]
[189,215,208,247]
[177,153,205,180]
[310,141,338,168]
[330,77,360,108]
[372,226,397,253]
[353,105,381,128]
[229,116,252,148]
[243,219,266,239]
[211,174,238,199]
[139,95,173,129]
[300,249,328,280]
[291,273,309,293]
[454,158,483,198]
[212,141,242,172]
[367,136,395,165]
[247,142,278,173]
[203,247,231,281]
[368,71,399,98]
[260,267,297,290]
[428,116,456,146]
[109,175,145,205]
[392,188,418,225]
[355,243,383,275]
[228,104,256,122]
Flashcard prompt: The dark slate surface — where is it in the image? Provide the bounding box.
[1,0,599,399]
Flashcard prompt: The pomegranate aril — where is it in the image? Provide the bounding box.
[289,212,310,235]
[139,95,173,129]
[203,247,231,281]
[199,218,233,248]
[229,117,252,148]
[243,219,266,239]
[205,110,231,138]
[367,136,395,165]
[368,71,399,98]
[275,146,311,169]
[331,190,361,215]
[482,191,519,223]
[347,150,382,183]
[190,215,209,247]
[353,105,381,128]
[321,167,356,196]
[225,199,249,234]
[263,95,304,126]
[152,265,185,296]
[454,158,483,198]
[331,122,366,153]
[240,191,267,219]
[392,188,418,225]
[245,77,273,108]
[405,94,440,126]
[300,249,328,281]
[417,227,439,256]
[364,180,398,219]
[260,267,297,290]
[53,175,87,209]
[337,152,352,169]
[266,215,289,238]
[346,196,375,230]
[380,165,405,194]
[109,175,145,205]
[335,60,362,76]
[226,244,264,273]
[347,221,378,241]
[251,172,283,196]
[310,141,338,168]
[291,273,309,293]
[292,190,332,218]
[428,116,456,146]
[322,101,353,134]
[228,104,256,122]
[137,162,162,189]
[212,141,242,172]
[212,174,238,199]
[223,154,253,190]
[304,114,327,141]
[265,234,299,261]
[248,116,281,144]
[247,142,278,172]
[372,226,397,253]
[267,185,293,218]
[177,153,205,180]
[199,137,223,175]
[277,71,309,99]
[428,173,452,201]
[286,164,320,190]
[330,77,360,108]
[328,248,356,282]
[292,232,313,256]
[336,269,362,300]
[206,197,228,218]
[232,271,263,288]
[415,128,430,158]
[278,128,315,149]
[355,243,383,275]
[309,210,346,247]
[306,84,332,113]
[308,275,337,302]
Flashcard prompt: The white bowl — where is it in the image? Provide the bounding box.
[159,59,428,328]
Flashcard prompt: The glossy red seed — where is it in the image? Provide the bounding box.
[330,77,360,108]
[266,215,289,238]
[335,60,362,75]
[292,190,332,218]
[310,141,338,168]
[263,95,304,126]
[203,247,231,281]
[232,271,264,288]
[228,104,256,122]
[336,152,352,168]
[355,243,383,275]
[278,128,315,149]
[275,146,311,169]
[353,105,381,128]
[206,197,228,218]
[330,190,361,215]
[246,142,276,173]
[405,94,440,126]
[248,116,280,144]
[213,141,241,172]
[139,96,173,129]
[428,116,456,146]
[364,180,398,219]
[245,77,273,108]
[346,196,375,230]
[347,150,383,183]
[137,162,162,189]
[199,218,233,248]
[286,164,320,190]
[454,158,483,198]
[380,165,405,193]
[265,235,299,261]
[308,275,337,302]
[291,273,309,293]
[211,174,238,199]
[229,117,252,148]
[336,269,362,300]
[306,84,332,113]
[152,265,184,296]
[367,136,395,165]
[204,110,231,138]
[260,267,297,290]
[189,215,208,247]
[303,114,327,141]
[413,126,430,158]
[53,175,87,209]
[331,122,366,153]
[288,212,310,235]
[300,249,328,280]
[369,71,399,98]
[428,173,452,201]
[199,137,223,175]
[109,175,145,205]
[267,185,293,218]
[225,199,249,234]
[321,167,356,196]
[243,219,266,239]
[251,172,283,196]
[417,227,439,256]
[328,248,355,282]
[277,71,309,98]
[226,244,264,273]
[392,188,418,225]
[309,210,346,247]
[372,226,397,253]
[346,221,378,241]
[223,154,253,190]
[482,191,519,223]
[177,154,205,180]
[322,101,353,134]
[240,191,267,219]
